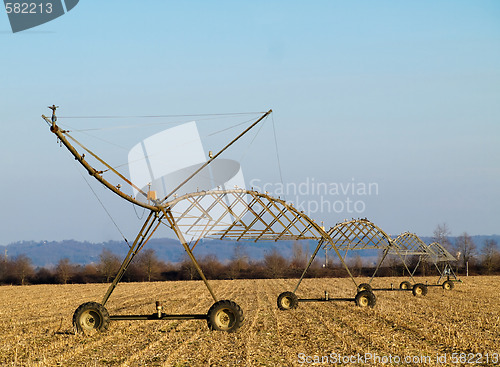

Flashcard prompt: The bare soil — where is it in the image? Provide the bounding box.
[0,276,498,366]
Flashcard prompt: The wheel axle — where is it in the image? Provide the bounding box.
[74,299,244,334]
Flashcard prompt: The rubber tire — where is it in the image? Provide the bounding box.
[277,291,299,311]
[400,281,412,290]
[442,280,454,290]
[207,300,244,332]
[412,283,428,297]
[357,283,373,292]
[73,302,110,335]
[355,290,376,308]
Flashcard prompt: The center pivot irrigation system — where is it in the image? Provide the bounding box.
[41,106,458,334]
[392,233,461,290]
[318,220,460,298]
[321,219,428,296]
[41,106,378,334]
[425,241,461,286]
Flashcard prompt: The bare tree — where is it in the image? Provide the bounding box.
[55,258,74,284]
[432,223,452,250]
[263,248,288,278]
[290,242,307,269]
[199,254,225,279]
[349,254,363,276]
[0,256,6,283]
[13,254,34,285]
[383,254,400,277]
[481,239,499,274]
[228,244,249,279]
[454,232,476,270]
[82,263,100,283]
[136,248,161,282]
[98,249,121,282]
[180,254,198,280]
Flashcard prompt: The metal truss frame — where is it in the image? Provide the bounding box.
[41,107,367,332]
[323,219,415,285]
[391,232,437,280]
[392,233,460,286]
[162,189,357,296]
[423,242,460,284]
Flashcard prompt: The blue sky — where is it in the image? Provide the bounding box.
[1,1,499,245]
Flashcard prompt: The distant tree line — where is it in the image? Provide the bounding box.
[0,235,499,286]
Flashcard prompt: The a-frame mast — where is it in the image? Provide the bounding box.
[42,107,159,212]
[42,106,272,211]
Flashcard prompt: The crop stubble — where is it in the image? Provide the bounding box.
[0,276,499,366]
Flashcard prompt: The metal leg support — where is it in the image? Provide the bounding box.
[162,208,219,303]
[410,257,422,278]
[293,240,324,294]
[101,211,159,306]
[369,247,389,284]
[397,252,416,283]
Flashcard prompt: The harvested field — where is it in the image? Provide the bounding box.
[0,276,499,366]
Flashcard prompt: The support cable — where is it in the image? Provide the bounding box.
[237,115,267,162]
[160,110,272,202]
[63,131,148,199]
[59,112,266,119]
[60,116,260,174]
[71,160,131,248]
[272,113,285,201]
[133,202,145,220]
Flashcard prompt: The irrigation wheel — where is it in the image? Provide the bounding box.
[73,302,110,335]
[442,280,454,290]
[277,291,299,310]
[357,283,373,292]
[355,290,376,308]
[412,283,428,297]
[399,281,412,290]
[207,300,244,332]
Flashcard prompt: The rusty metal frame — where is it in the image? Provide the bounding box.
[391,233,461,285]
[162,189,357,294]
[391,232,437,280]
[323,219,415,285]
[42,109,289,326]
[101,211,161,306]
[393,232,433,256]
[43,107,365,326]
[423,242,460,283]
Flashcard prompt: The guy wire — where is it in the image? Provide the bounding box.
[71,160,131,248]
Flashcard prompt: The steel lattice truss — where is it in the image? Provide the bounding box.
[163,189,357,292]
[321,219,419,285]
[42,108,369,333]
[424,242,456,263]
[324,219,396,251]
[391,232,434,256]
[164,189,328,243]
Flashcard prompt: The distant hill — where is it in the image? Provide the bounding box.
[420,235,500,253]
[1,238,316,268]
[2,235,499,268]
